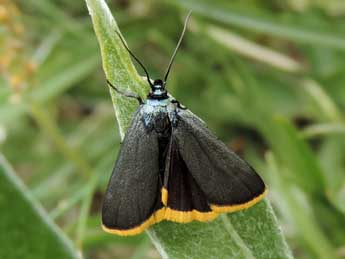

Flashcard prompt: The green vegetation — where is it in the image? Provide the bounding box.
[1,0,345,258]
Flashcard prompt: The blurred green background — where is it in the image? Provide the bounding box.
[1,0,345,258]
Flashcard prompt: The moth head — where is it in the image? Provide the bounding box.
[153,79,165,89]
[148,79,168,99]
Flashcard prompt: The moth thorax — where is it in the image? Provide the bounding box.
[152,88,165,95]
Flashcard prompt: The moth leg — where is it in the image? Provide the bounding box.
[171,99,187,110]
[106,80,143,104]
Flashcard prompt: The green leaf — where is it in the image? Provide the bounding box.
[150,200,293,259]
[301,123,345,139]
[318,137,345,215]
[300,79,344,122]
[266,152,339,259]
[85,0,293,258]
[0,154,80,259]
[263,117,326,195]
[227,200,293,259]
[85,0,147,138]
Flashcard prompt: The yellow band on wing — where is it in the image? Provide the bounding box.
[102,207,218,236]
[161,187,168,206]
[210,189,268,213]
[102,208,166,236]
[164,207,218,223]
[102,189,267,236]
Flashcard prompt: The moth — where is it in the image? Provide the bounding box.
[102,11,267,236]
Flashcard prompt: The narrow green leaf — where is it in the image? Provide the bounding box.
[319,137,345,215]
[75,171,100,249]
[0,154,80,259]
[85,0,147,138]
[85,0,292,258]
[195,23,303,73]
[31,29,62,67]
[266,152,339,259]
[301,123,345,139]
[300,79,344,122]
[269,117,325,194]
[130,238,152,259]
[170,0,345,50]
[30,54,101,103]
[29,103,93,179]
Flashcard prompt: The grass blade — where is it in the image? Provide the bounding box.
[171,0,345,50]
[196,23,303,73]
[0,154,80,259]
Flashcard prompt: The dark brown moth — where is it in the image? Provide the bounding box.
[102,11,267,236]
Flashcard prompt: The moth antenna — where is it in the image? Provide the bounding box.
[163,10,192,84]
[115,31,153,88]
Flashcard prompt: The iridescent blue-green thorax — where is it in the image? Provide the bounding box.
[140,79,178,134]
